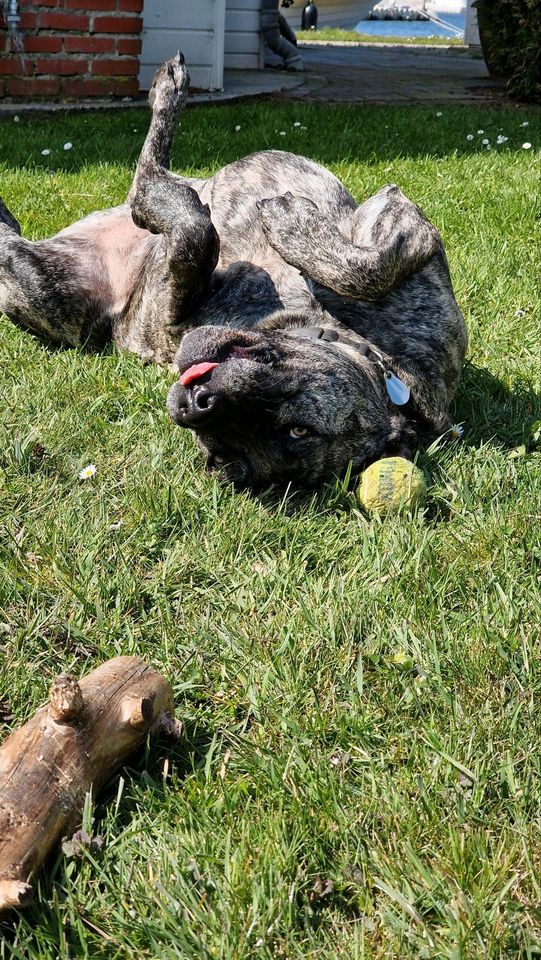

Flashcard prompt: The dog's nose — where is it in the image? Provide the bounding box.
[175,383,219,426]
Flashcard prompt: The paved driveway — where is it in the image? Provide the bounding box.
[272,42,506,105]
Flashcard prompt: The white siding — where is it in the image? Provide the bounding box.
[464,0,480,45]
[140,0,226,92]
[224,0,264,70]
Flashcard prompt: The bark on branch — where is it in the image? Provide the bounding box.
[0,656,178,912]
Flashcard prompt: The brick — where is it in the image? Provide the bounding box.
[63,76,115,97]
[0,80,4,97]
[40,12,89,30]
[93,15,142,33]
[23,36,63,53]
[18,13,38,29]
[36,57,87,75]
[119,0,143,10]
[35,0,62,6]
[92,57,138,76]
[0,58,34,75]
[65,36,114,53]
[7,76,61,97]
[116,37,141,55]
[114,77,139,97]
[65,0,116,7]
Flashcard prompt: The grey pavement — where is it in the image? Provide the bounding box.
[273,41,506,105]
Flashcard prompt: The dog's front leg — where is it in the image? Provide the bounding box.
[258,185,440,302]
[125,55,220,331]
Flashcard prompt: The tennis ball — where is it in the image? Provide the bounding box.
[357,457,427,516]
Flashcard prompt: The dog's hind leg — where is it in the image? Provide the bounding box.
[0,198,108,348]
[258,185,441,302]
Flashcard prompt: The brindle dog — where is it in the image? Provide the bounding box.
[0,53,467,488]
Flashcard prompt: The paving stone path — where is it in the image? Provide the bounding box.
[268,41,506,105]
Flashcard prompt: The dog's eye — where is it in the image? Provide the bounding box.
[289,426,309,439]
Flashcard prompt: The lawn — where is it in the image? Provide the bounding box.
[297,28,464,45]
[0,100,540,959]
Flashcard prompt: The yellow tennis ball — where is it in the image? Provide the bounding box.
[357,457,427,516]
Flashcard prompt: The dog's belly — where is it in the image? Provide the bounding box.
[46,205,154,315]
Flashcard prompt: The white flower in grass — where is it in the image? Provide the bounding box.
[293,121,301,126]
[466,133,474,140]
[63,142,73,151]
[515,308,525,317]
[279,131,286,136]
[41,149,50,156]
[477,129,484,135]
[13,115,20,123]
[450,423,464,440]
[521,121,529,127]
[436,111,442,117]
[234,124,241,131]
[482,138,489,145]
[496,135,508,144]
[300,125,307,130]
[79,463,96,480]
[522,142,532,150]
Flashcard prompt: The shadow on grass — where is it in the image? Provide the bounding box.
[0,100,538,179]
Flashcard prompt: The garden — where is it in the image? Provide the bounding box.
[1,99,540,957]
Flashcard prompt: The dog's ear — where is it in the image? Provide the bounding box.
[382,418,418,461]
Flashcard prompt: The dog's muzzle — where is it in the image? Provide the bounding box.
[167,380,221,427]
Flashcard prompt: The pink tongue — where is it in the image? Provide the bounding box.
[180,361,219,387]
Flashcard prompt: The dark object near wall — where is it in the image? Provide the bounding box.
[473,0,541,102]
[301,2,319,30]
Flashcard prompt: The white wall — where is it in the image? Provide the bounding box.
[224,0,263,70]
[140,0,226,92]
[464,0,480,45]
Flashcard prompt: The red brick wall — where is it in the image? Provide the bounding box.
[0,1,143,99]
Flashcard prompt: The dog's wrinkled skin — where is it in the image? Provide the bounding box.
[0,54,467,489]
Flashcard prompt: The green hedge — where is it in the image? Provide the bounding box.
[474,0,541,102]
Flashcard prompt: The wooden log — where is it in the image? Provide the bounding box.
[0,656,179,912]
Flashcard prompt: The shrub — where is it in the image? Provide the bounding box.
[474,0,541,102]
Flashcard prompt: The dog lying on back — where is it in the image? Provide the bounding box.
[0,54,467,489]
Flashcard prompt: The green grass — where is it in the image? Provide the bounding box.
[297,27,464,45]
[1,102,540,959]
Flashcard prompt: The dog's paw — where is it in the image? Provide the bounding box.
[149,52,190,112]
[258,193,320,255]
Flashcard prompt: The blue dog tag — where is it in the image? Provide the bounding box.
[385,371,410,406]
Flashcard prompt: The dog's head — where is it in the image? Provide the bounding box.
[167,322,416,488]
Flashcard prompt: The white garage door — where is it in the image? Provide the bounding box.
[140,0,226,92]
[225,0,263,70]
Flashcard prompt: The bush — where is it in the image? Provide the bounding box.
[474,0,541,102]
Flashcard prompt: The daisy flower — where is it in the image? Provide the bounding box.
[482,138,489,145]
[63,142,73,151]
[466,134,474,140]
[436,111,442,117]
[496,135,508,144]
[293,121,301,127]
[522,142,532,150]
[79,463,96,480]
[41,149,50,156]
[521,121,529,127]
[477,129,484,135]
[234,124,241,131]
[450,424,464,440]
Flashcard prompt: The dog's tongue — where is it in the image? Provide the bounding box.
[180,361,219,387]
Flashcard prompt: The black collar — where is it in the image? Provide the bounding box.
[288,325,411,407]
